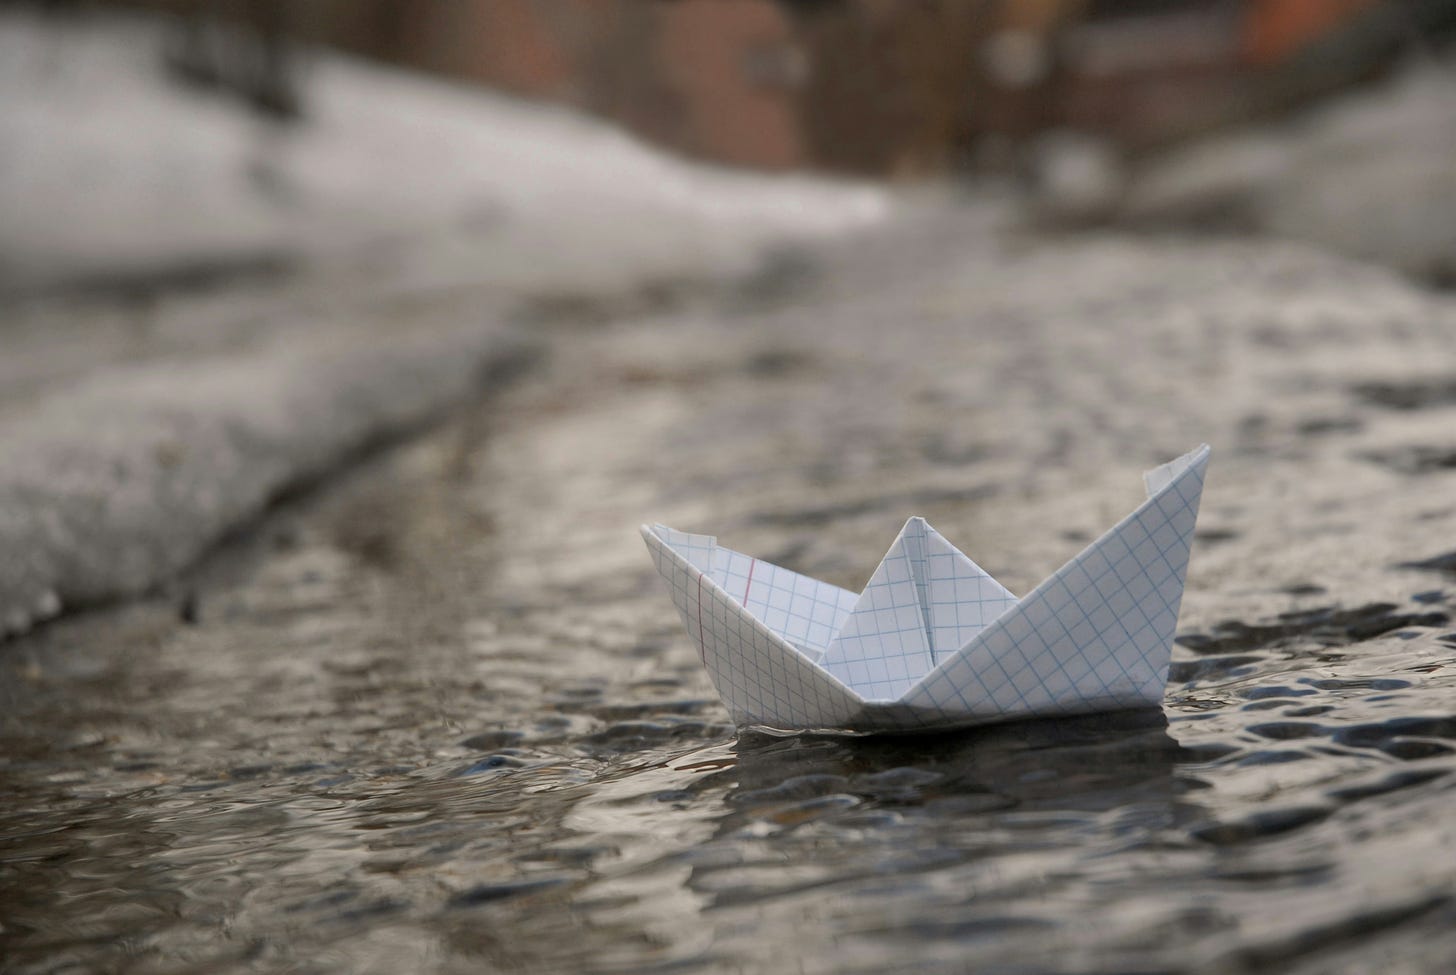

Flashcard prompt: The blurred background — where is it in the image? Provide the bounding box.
[69,0,1456,171]
[5,4,1456,972]
[4,0,1455,299]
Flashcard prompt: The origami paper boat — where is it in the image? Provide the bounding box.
[642,444,1210,733]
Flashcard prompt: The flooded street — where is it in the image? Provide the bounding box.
[4,208,1455,973]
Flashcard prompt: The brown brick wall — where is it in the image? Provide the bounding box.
[112,0,1418,173]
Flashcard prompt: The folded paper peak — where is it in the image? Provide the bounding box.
[642,444,1210,733]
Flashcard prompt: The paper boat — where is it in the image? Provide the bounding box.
[642,445,1210,733]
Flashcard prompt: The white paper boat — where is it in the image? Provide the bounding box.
[642,445,1210,733]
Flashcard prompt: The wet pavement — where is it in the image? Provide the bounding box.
[4,207,1456,974]
[0,6,886,636]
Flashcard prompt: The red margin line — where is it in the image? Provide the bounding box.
[696,573,705,662]
[741,558,757,606]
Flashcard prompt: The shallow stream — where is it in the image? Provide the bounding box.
[4,223,1456,973]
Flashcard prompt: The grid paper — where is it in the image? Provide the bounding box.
[922,524,1020,663]
[644,444,1210,732]
[818,518,1020,700]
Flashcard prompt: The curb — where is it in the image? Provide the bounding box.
[0,325,540,638]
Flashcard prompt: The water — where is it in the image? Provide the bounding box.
[4,222,1456,973]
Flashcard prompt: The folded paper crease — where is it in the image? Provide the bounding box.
[643,444,1210,733]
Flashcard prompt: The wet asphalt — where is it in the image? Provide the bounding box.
[3,205,1456,974]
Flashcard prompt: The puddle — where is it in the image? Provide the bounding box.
[4,221,1456,973]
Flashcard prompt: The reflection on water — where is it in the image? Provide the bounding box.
[3,545,1452,974]
[5,228,1456,973]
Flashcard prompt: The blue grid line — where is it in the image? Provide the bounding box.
[820,523,937,699]
[643,444,1210,731]
[949,475,1196,713]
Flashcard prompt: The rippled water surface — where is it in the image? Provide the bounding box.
[4,223,1456,973]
